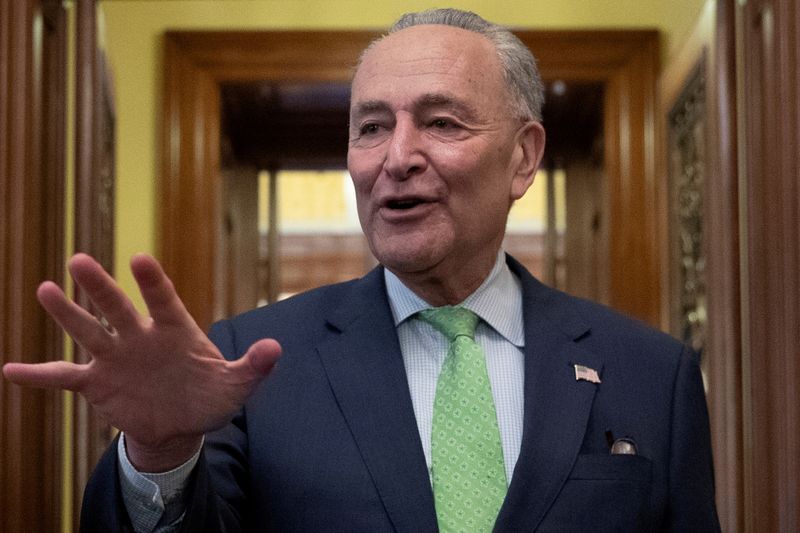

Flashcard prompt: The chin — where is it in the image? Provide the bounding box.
[371,243,444,276]
[377,251,438,275]
[366,224,455,275]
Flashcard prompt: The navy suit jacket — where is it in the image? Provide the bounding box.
[81,256,720,532]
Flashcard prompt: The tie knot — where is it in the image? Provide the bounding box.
[418,306,479,342]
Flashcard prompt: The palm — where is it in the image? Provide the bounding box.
[80,313,245,446]
[3,254,279,466]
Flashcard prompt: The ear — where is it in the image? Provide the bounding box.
[509,121,546,200]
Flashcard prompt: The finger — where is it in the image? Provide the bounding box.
[130,254,195,327]
[3,361,87,392]
[69,253,141,334]
[37,281,111,354]
[229,338,282,383]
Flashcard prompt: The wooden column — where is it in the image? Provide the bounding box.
[704,0,745,530]
[740,0,800,531]
[0,0,66,531]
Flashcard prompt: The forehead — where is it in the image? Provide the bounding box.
[351,25,508,112]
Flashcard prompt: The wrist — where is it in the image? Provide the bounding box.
[124,433,203,473]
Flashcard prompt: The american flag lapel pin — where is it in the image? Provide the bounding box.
[574,364,601,384]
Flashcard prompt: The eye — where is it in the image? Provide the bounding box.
[350,119,390,148]
[427,117,464,132]
[359,123,381,136]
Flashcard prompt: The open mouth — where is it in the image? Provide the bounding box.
[386,198,425,210]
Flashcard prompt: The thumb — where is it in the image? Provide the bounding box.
[236,338,282,379]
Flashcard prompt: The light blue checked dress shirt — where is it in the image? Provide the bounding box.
[385,251,525,484]
[120,251,525,532]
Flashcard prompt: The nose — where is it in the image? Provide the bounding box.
[384,114,427,180]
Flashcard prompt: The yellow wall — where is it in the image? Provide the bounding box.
[99,0,707,308]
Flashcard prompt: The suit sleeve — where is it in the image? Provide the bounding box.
[172,319,252,532]
[664,347,721,532]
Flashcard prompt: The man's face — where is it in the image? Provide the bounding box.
[347,25,544,291]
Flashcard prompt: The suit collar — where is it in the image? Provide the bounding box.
[382,251,525,346]
[506,254,591,341]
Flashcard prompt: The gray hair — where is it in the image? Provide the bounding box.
[384,8,544,122]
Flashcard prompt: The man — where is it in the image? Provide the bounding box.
[4,8,720,532]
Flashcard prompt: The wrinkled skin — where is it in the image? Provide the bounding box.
[348,25,545,305]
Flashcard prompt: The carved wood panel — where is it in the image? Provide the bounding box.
[668,61,708,354]
[71,0,116,527]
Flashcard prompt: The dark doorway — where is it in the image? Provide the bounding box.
[217,78,605,316]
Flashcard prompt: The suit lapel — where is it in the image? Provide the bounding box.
[495,260,602,532]
[316,269,438,533]
[313,260,600,532]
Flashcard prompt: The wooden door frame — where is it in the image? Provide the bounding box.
[659,3,744,530]
[160,30,661,331]
[1,0,66,530]
[739,0,800,530]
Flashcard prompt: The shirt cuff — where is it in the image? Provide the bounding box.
[118,433,203,532]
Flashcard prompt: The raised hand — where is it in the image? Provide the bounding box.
[2,253,280,471]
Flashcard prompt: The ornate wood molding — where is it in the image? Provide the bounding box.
[72,0,116,527]
[668,61,708,354]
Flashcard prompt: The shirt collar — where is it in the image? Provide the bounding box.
[384,251,525,347]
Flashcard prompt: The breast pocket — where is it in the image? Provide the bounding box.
[568,453,652,482]
[538,454,654,533]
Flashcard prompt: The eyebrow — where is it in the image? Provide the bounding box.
[350,92,481,123]
[350,100,391,121]
[416,93,481,122]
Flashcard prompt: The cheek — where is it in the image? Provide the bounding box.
[351,178,373,228]
[347,152,377,196]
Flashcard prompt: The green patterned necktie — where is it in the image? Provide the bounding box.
[418,306,507,533]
